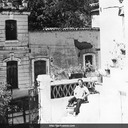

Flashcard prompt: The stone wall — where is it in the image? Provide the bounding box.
[29,28,100,72]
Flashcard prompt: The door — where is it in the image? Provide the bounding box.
[7,61,18,89]
[34,60,46,82]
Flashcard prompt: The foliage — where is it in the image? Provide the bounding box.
[0,84,12,123]
[50,65,69,80]
[68,64,84,74]
[28,0,98,30]
[89,0,99,3]
[51,62,97,80]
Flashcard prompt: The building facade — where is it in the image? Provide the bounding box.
[0,11,30,89]
[0,2,100,90]
[29,28,100,85]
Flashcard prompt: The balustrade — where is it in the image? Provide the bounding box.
[51,77,97,99]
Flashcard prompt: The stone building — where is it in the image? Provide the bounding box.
[0,1,100,90]
[29,28,100,85]
[0,11,30,89]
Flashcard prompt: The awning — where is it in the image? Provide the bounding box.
[74,39,93,50]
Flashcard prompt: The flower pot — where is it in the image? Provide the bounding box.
[105,69,110,75]
[112,59,117,67]
[120,49,126,55]
[112,59,117,63]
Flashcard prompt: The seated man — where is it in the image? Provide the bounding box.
[67,79,90,116]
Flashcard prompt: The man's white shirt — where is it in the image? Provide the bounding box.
[74,86,89,99]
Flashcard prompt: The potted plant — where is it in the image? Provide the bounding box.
[111,58,117,67]
[112,58,117,63]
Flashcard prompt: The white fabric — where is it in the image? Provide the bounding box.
[74,86,89,99]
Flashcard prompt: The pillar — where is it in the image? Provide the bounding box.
[36,75,52,123]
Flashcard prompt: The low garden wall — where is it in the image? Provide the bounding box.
[37,75,98,123]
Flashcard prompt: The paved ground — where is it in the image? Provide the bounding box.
[52,82,128,124]
[59,85,102,123]
[49,84,102,123]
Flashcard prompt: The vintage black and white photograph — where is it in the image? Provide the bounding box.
[0,0,128,127]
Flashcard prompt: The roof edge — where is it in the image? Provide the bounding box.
[29,27,100,32]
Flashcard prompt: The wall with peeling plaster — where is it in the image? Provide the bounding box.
[0,12,100,89]
[29,29,100,71]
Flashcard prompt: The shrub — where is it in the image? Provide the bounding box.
[51,63,98,80]
[0,84,12,123]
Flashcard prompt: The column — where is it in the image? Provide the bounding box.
[37,75,52,123]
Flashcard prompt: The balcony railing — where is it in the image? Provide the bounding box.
[51,77,98,99]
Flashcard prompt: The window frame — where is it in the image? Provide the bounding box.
[5,20,17,41]
[32,58,49,86]
[3,53,21,89]
[7,60,18,89]
[83,53,96,70]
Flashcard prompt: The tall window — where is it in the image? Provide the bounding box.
[7,61,18,89]
[5,20,17,40]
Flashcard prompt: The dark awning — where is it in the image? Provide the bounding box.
[74,39,93,50]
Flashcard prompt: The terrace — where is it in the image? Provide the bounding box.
[7,76,99,124]
[36,73,128,123]
[5,71,128,124]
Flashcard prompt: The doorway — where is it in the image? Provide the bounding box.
[32,58,49,86]
[7,61,18,89]
[34,60,46,82]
